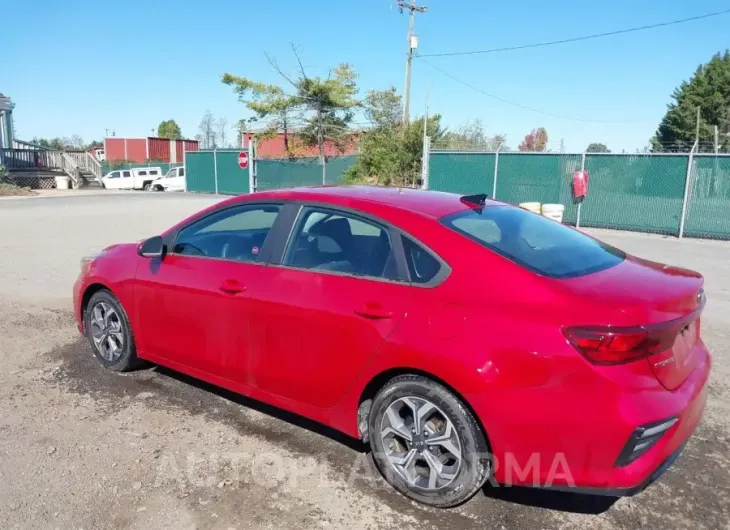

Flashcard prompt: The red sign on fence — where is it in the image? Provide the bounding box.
[238,152,249,169]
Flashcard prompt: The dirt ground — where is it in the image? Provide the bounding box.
[1,192,728,530]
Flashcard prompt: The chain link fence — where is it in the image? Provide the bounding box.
[428,148,730,239]
[184,151,355,195]
[256,156,355,191]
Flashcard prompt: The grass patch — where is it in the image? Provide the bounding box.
[0,182,36,197]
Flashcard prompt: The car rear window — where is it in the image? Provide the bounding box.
[441,206,625,278]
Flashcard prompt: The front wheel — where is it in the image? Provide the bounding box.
[84,290,143,372]
[369,375,491,508]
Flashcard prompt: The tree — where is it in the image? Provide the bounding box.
[198,110,217,149]
[343,87,444,187]
[586,142,610,153]
[518,127,548,152]
[364,86,402,129]
[69,135,84,149]
[215,116,229,148]
[438,119,506,151]
[157,119,182,139]
[222,73,300,156]
[223,48,359,174]
[651,51,730,152]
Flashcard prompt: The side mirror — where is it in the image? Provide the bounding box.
[138,236,165,258]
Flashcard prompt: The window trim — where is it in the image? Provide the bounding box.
[165,201,285,265]
[270,203,411,285]
[398,232,451,288]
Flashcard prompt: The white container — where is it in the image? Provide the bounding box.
[541,203,565,223]
[55,176,70,190]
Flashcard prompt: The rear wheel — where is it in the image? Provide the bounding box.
[368,375,491,508]
[84,290,143,372]
[143,182,152,191]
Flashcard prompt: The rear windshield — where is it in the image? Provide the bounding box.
[441,206,625,278]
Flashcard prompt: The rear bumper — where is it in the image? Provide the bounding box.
[539,441,687,497]
[470,346,710,493]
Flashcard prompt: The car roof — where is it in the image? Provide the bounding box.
[238,185,497,219]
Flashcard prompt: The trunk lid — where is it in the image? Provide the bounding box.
[561,255,705,390]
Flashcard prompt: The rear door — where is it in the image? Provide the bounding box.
[133,203,283,381]
[247,204,411,408]
[120,170,133,189]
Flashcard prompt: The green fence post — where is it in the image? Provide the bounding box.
[678,142,697,239]
[576,152,586,228]
[213,148,218,195]
[492,143,502,199]
[249,140,256,193]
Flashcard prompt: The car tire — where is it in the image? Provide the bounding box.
[84,290,143,372]
[369,374,491,508]
[143,183,151,191]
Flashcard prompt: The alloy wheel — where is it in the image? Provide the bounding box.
[380,396,462,491]
[89,301,124,362]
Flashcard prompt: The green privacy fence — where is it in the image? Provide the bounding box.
[185,150,250,195]
[256,156,355,191]
[429,151,730,239]
[184,152,355,195]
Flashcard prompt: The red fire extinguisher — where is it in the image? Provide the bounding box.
[572,170,589,202]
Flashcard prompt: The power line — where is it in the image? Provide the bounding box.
[417,57,654,124]
[418,8,730,58]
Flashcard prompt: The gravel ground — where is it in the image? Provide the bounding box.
[1,192,728,530]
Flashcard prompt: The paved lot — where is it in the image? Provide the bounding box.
[0,192,728,529]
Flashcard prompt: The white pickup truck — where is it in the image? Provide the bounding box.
[101,167,163,191]
[150,166,185,192]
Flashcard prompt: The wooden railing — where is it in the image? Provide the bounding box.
[1,147,103,186]
[12,139,49,151]
[85,152,103,182]
[0,148,63,169]
[61,153,80,187]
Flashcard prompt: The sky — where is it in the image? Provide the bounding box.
[4,0,729,153]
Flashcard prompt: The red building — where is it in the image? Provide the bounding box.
[242,131,359,159]
[104,137,199,163]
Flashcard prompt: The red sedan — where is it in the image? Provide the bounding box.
[73,186,710,508]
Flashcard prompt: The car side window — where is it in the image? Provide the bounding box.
[173,204,281,262]
[108,171,120,179]
[178,168,184,177]
[122,171,131,178]
[138,170,147,176]
[402,236,442,285]
[283,208,399,280]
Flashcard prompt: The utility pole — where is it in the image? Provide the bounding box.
[715,125,719,154]
[398,0,427,124]
[421,85,430,188]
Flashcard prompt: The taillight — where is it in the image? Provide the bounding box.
[563,325,680,365]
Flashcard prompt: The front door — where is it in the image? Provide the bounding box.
[248,206,411,408]
[133,203,282,381]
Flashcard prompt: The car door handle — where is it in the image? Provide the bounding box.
[354,305,392,319]
[219,279,246,295]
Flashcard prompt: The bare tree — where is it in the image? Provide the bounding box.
[198,110,217,149]
[216,116,229,148]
